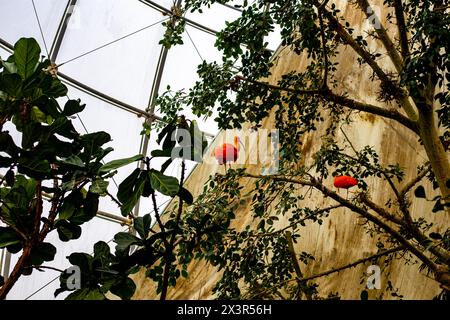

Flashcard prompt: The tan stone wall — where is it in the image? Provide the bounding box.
[132,0,446,300]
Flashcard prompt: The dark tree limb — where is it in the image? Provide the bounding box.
[393,0,410,58]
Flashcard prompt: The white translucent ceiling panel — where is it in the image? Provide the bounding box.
[0,0,69,53]
[157,25,221,136]
[185,2,241,35]
[57,0,166,108]
[64,86,145,217]
[0,46,11,58]
[7,222,127,300]
[186,2,281,51]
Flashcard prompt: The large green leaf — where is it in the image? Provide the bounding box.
[60,155,85,168]
[1,73,22,97]
[66,288,106,300]
[149,169,180,197]
[177,187,194,205]
[55,220,82,242]
[99,154,143,173]
[62,99,85,116]
[110,277,136,300]
[30,242,57,265]
[17,157,51,178]
[114,232,142,254]
[13,38,41,80]
[68,252,92,273]
[0,227,21,248]
[89,179,109,195]
[133,214,152,239]
[117,169,146,216]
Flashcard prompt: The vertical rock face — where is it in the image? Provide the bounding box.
[132,0,446,299]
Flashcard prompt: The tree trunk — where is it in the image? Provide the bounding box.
[418,107,450,212]
[0,246,32,300]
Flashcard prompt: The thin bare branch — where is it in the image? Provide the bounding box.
[299,245,405,282]
[399,165,432,198]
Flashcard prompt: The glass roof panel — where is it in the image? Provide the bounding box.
[62,86,145,216]
[0,0,69,54]
[56,0,166,108]
[185,2,241,35]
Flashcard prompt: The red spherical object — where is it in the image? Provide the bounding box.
[333,175,358,189]
[214,143,238,165]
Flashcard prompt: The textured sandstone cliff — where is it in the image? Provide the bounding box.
[132,0,446,299]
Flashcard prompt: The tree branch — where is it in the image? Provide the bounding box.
[318,7,329,89]
[235,75,419,135]
[359,194,403,225]
[393,0,410,58]
[298,245,405,282]
[160,160,187,301]
[249,205,342,238]
[399,165,432,198]
[316,1,418,121]
[243,173,439,273]
[356,0,404,72]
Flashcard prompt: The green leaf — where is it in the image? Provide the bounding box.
[2,60,17,74]
[99,154,143,173]
[149,169,180,197]
[110,277,136,300]
[117,169,146,216]
[89,179,109,195]
[45,77,68,97]
[66,288,106,300]
[22,122,42,148]
[18,157,51,178]
[30,106,47,123]
[151,149,172,158]
[93,241,112,262]
[13,38,41,79]
[1,73,22,96]
[30,242,57,265]
[0,227,21,248]
[68,252,92,273]
[134,214,152,239]
[432,200,444,213]
[177,187,193,205]
[114,232,142,254]
[360,290,369,300]
[56,220,82,242]
[414,185,426,199]
[60,155,85,168]
[63,99,85,116]
[49,117,77,139]
[4,169,15,186]
[429,232,442,240]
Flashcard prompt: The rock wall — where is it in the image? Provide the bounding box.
[132,0,446,299]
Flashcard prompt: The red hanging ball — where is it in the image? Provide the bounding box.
[333,175,358,189]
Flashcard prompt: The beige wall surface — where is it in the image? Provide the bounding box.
[132,0,446,300]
